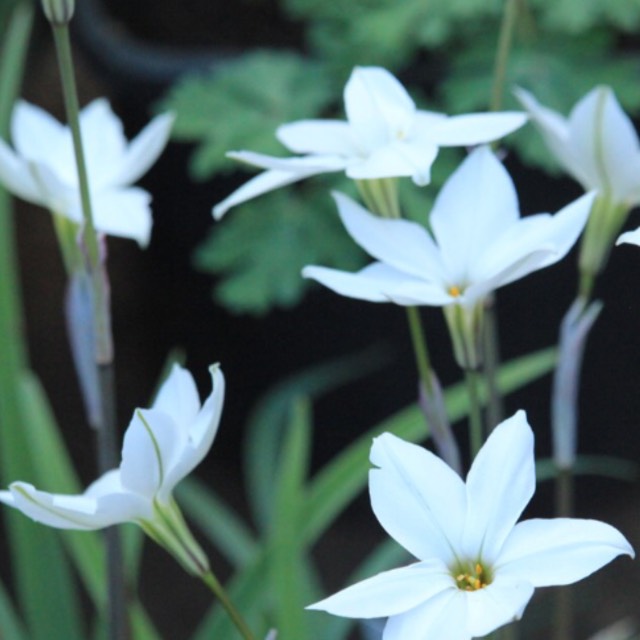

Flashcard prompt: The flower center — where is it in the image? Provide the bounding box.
[453,561,491,591]
[448,285,462,297]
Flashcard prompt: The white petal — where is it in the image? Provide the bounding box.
[429,112,527,146]
[463,411,535,563]
[303,263,453,306]
[227,150,348,173]
[617,227,640,247]
[369,432,467,565]
[497,517,634,587]
[11,100,68,166]
[0,139,44,204]
[89,187,152,246]
[276,119,357,155]
[465,575,534,637]
[307,560,453,618]
[110,112,174,186]
[333,191,446,281]
[28,161,80,220]
[344,67,415,153]
[430,148,520,281]
[382,589,468,640]
[160,366,225,500]
[152,364,201,430]
[120,408,186,499]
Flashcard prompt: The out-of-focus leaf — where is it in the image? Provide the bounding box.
[195,185,365,314]
[176,477,258,568]
[0,577,27,640]
[158,50,333,180]
[536,455,640,483]
[302,347,557,545]
[530,0,640,33]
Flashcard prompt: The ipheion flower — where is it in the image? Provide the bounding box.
[308,412,633,639]
[213,66,527,218]
[0,99,174,246]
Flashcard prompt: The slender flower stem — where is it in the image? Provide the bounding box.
[553,469,574,640]
[201,571,256,640]
[482,298,503,431]
[464,369,484,459]
[50,21,126,639]
[490,0,519,113]
[405,306,435,395]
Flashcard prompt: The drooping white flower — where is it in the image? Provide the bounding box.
[0,364,223,574]
[0,99,174,246]
[303,147,593,308]
[515,86,640,207]
[308,412,633,639]
[213,66,527,218]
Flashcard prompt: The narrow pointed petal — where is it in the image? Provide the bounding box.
[28,161,79,220]
[463,412,535,562]
[429,112,527,146]
[344,67,415,153]
[110,112,174,186]
[333,191,446,280]
[0,139,43,204]
[307,561,453,618]
[152,364,201,430]
[497,518,634,587]
[466,576,534,637]
[277,119,357,155]
[11,100,67,163]
[120,408,186,498]
[383,589,468,640]
[160,366,225,500]
[370,432,466,565]
[303,263,453,306]
[430,148,519,275]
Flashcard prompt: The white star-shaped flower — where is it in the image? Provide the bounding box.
[0,364,223,573]
[213,66,527,218]
[0,99,174,246]
[308,412,633,639]
[303,146,594,309]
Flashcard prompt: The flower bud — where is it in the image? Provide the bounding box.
[41,0,75,25]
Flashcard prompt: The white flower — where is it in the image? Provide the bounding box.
[213,66,527,218]
[0,99,174,246]
[308,412,633,639]
[617,228,640,248]
[515,86,640,208]
[303,147,594,309]
[0,364,223,573]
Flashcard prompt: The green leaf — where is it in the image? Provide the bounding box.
[244,346,389,531]
[0,577,27,640]
[268,399,313,640]
[536,455,640,483]
[176,478,258,568]
[531,0,640,34]
[302,347,557,545]
[157,51,333,180]
[195,184,365,314]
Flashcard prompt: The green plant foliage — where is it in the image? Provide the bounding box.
[194,185,365,314]
[159,51,334,180]
[531,0,640,33]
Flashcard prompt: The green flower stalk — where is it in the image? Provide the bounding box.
[41,0,74,25]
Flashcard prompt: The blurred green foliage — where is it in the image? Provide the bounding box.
[159,0,640,315]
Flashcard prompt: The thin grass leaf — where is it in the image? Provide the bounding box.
[176,477,258,568]
[536,455,640,483]
[0,576,27,640]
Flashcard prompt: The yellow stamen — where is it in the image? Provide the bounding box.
[448,285,462,297]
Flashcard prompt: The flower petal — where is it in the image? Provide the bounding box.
[333,191,446,281]
[617,227,640,247]
[0,139,43,204]
[152,363,201,430]
[120,408,186,499]
[429,112,527,146]
[307,560,453,618]
[369,432,467,565]
[382,588,468,640]
[110,112,174,186]
[429,147,519,280]
[277,119,357,155]
[160,366,225,500]
[465,575,534,637]
[497,517,634,587]
[344,67,415,153]
[463,411,535,563]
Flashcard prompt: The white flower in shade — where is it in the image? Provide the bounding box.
[308,412,634,639]
[515,86,640,208]
[0,99,174,246]
[0,364,224,575]
[303,146,594,309]
[617,228,640,248]
[213,66,527,218]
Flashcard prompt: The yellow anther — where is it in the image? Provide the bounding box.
[448,285,462,297]
[475,564,483,575]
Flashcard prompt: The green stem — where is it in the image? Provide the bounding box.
[464,369,484,459]
[553,469,574,640]
[201,571,256,640]
[50,21,125,639]
[490,0,519,113]
[405,306,435,395]
[482,300,503,431]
